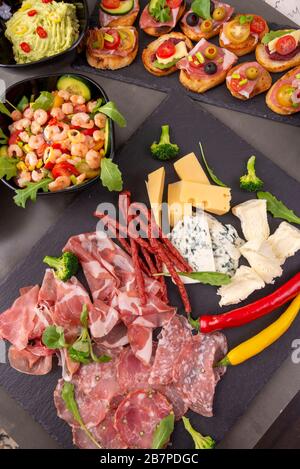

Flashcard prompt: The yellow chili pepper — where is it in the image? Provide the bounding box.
[219,294,300,366]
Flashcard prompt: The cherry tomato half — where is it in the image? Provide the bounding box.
[52,162,79,179]
[166,0,182,9]
[156,40,176,59]
[276,84,295,107]
[225,20,250,44]
[250,15,267,34]
[102,0,120,9]
[8,130,21,146]
[230,75,247,93]
[42,0,53,3]
[104,29,121,50]
[275,35,297,56]
[37,26,48,38]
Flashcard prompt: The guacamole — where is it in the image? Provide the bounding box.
[5,0,79,64]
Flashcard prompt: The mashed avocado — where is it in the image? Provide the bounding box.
[5,0,79,64]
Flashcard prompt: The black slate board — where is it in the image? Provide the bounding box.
[0,93,300,449]
[72,0,300,127]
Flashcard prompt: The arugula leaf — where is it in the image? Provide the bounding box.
[188,315,200,331]
[182,417,215,449]
[0,101,12,117]
[13,178,53,208]
[90,98,103,115]
[100,158,123,192]
[80,304,89,329]
[17,96,29,112]
[149,0,171,22]
[239,15,253,24]
[257,191,300,224]
[97,101,126,128]
[199,141,228,187]
[262,29,293,45]
[152,58,179,70]
[154,271,231,286]
[191,0,211,20]
[0,129,8,145]
[68,344,91,364]
[152,413,175,449]
[0,156,18,180]
[32,91,54,111]
[61,382,102,448]
[42,326,66,349]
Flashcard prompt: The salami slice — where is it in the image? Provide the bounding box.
[173,332,227,417]
[155,383,188,420]
[117,346,152,392]
[114,390,173,449]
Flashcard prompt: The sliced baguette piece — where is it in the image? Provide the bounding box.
[256,43,300,73]
[142,32,193,76]
[266,66,300,115]
[180,20,222,42]
[179,68,228,93]
[226,63,272,100]
[103,9,140,27]
[143,3,186,37]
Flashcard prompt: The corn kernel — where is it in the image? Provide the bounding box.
[36,159,43,169]
[23,144,32,154]
[17,162,27,171]
[28,165,35,172]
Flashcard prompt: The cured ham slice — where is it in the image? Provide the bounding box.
[127,324,153,364]
[173,332,227,417]
[226,62,267,98]
[155,383,188,420]
[117,346,152,392]
[140,5,180,30]
[8,345,53,375]
[95,322,129,349]
[114,389,173,449]
[89,299,119,338]
[99,0,139,27]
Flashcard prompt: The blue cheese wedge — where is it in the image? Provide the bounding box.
[218,266,265,307]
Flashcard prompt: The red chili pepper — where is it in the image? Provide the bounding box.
[20,42,31,53]
[28,9,37,16]
[199,273,300,333]
[47,118,58,126]
[52,162,79,178]
[36,26,48,38]
[44,159,55,171]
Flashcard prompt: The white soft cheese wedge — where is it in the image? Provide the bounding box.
[218,265,265,307]
[232,199,270,242]
[240,239,282,284]
[156,41,188,65]
[268,221,300,265]
[268,30,300,54]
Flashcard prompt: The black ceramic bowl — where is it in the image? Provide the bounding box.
[0,0,88,67]
[1,73,115,195]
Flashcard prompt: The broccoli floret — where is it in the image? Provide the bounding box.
[43,252,79,282]
[240,155,264,192]
[182,417,215,449]
[150,124,179,161]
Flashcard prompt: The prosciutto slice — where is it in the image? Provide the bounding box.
[226,61,266,98]
[140,5,180,30]
[8,345,53,375]
[177,38,237,79]
[182,1,234,33]
[99,0,139,27]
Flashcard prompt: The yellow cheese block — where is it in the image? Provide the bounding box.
[168,182,193,227]
[169,180,231,215]
[146,166,165,227]
[173,152,210,184]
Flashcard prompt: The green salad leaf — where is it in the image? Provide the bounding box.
[13,178,53,208]
[17,96,29,112]
[0,102,12,117]
[239,15,253,24]
[262,29,293,45]
[199,141,228,187]
[98,101,126,128]
[182,417,215,449]
[149,0,171,23]
[155,271,231,286]
[0,156,18,180]
[100,158,123,192]
[0,129,8,145]
[42,326,66,349]
[152,413,175,449]
[257,191,300,224]
[32,91,54,111]
[153,58,179,70]
[191,0,211,19]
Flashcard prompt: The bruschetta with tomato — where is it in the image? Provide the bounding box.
[219,14,269,57]
[86,27,138,69]
[266,66,300,115]
[226,62,272,100]
[176,38,238,93]
[142,32,192,76]
[256,29,300,73]
[140,0,186,37]
[99,0,140,27]
[180,0,234,42]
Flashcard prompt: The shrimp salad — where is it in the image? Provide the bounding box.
[8,90,109,192]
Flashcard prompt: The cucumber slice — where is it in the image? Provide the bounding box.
[57,75,91,101]
[104,119,110,156]
[100,0,134,16]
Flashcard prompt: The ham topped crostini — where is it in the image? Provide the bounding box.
[140,0,186,37]
[256,29,300,73]
[226,62,272,100]
[266,66,300,115]
[176,37,238,93]
[219,14,269,57]
[99,0,140,27]
[181,0,234,42]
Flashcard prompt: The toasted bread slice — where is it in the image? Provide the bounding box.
[226,63,272,100]
[142,32,193,76]
[179,68,228,93]
[86,29,139,70]
[143,3,186,37]
[104,9,139,27]
[266,67,300,115]
[256,43,300,73]
[180,20,222,42]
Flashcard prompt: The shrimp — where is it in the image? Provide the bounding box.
[23,107,34,119]
[19,131,30,143]
[62,102,74,115]
[71,143,88,157]
[8,144,23,158]
[94,113,107,129]
[8,123,17,133]
[11,110,22,121]
[49,175,71,192]
[93,130,105,142]
[31,170,45,182]
[31,121,42,135]
[87,101,97,113]
[51,124,69,142]
[70,95,86,105]
[25,152,38,168]
[86,150,101,169]
[15,118,31,131]
[85,135,95,150]
[50,107,65,121]
[71,112,94,129]
[58,90,70,100]
[76,173,86,184]
[33,109,48,125]
[16,171,31,187]
[56,154,69,164]
[29,134,45,150]
[73,104,87,113]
